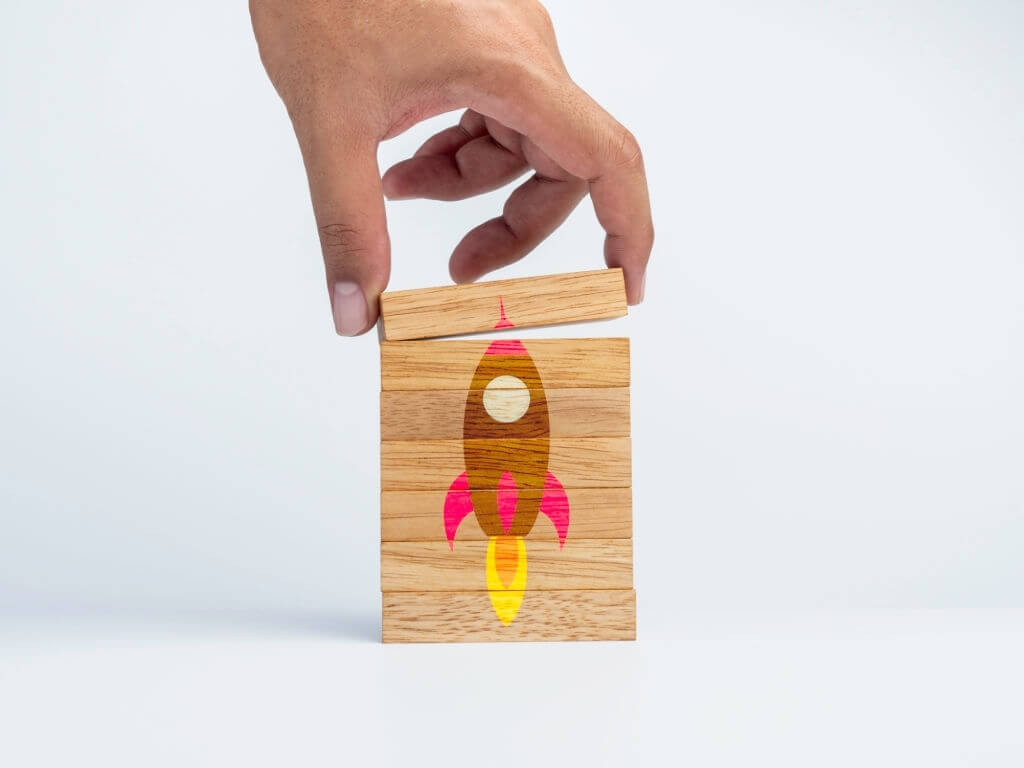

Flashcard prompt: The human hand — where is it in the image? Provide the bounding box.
[250,0,653,335]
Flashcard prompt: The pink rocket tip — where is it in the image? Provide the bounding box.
[494,296,515,328]
[486,297,527,356]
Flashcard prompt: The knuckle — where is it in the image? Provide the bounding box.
[610,127,644,171]
[458,0,562,85]
[470,57,542,107]
[317,222,376,267]
[318,222,362,251]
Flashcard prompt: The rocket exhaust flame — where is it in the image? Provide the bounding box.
[486,536,527,624]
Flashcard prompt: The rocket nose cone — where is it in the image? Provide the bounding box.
[485,339,528,356]
[494,296,514,329]
[485,297,527,355]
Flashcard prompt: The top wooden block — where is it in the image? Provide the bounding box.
[379,268,627,341]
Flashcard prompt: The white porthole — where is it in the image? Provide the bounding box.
[482,375,530,423]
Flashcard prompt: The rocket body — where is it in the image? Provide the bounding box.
[463,342,549,537]
[443,309,570,625]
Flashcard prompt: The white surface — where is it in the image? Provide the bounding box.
[2,613,1023,766]
[1,1,1022,765]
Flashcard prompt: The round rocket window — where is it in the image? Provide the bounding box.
[482,375,530,423]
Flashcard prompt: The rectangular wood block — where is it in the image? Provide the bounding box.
[380,338,629,391]
[380,437,631,491]
[382,589,636,642]
[381,487,632,541]
[381,387,630,440]
[381,538,632,591]
[379,268,627,341]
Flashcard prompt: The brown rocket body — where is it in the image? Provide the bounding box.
[463,347,549,537]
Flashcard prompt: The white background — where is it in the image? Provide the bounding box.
[2,0,1022,765]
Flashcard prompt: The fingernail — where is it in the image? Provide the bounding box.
[332,281,368,336]
[638,273,647,303]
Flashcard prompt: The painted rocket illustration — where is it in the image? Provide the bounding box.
[442,298,570,625]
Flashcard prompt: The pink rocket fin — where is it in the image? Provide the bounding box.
[497,471,518,533]
[443,472,473,550]
[539,471,570,548]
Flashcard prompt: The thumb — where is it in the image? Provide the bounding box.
[298,122,390,336]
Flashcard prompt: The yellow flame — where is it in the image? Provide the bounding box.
[485,536,527,625]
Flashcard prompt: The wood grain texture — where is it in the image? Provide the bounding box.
[382,588,636,642]
[379,268,627,341]
[380,437,631,491]
[381,487,632,541]
[380,338,629,391]
[380,387,630,440]
[381,538,632,591]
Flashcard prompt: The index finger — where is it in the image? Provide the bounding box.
[467,74,653,303]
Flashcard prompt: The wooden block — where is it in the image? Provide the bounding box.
[380,338,629,391]
[381,487,632,541]
[381,538,632,591]
[380,437,631,491]
[380,387,630,441]
[379,268,627,341]
[382,589,636,642]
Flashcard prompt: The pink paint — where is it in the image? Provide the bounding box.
[485,339,528,356]
[443,471,473,549]
[539,471,570,548]
[497,470,518,533]
[485,297,526,355]
[494,296,515,328]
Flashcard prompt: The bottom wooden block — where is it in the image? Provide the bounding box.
[381,589,636,643]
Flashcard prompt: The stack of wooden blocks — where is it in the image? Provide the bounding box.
[378,268,635,642]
